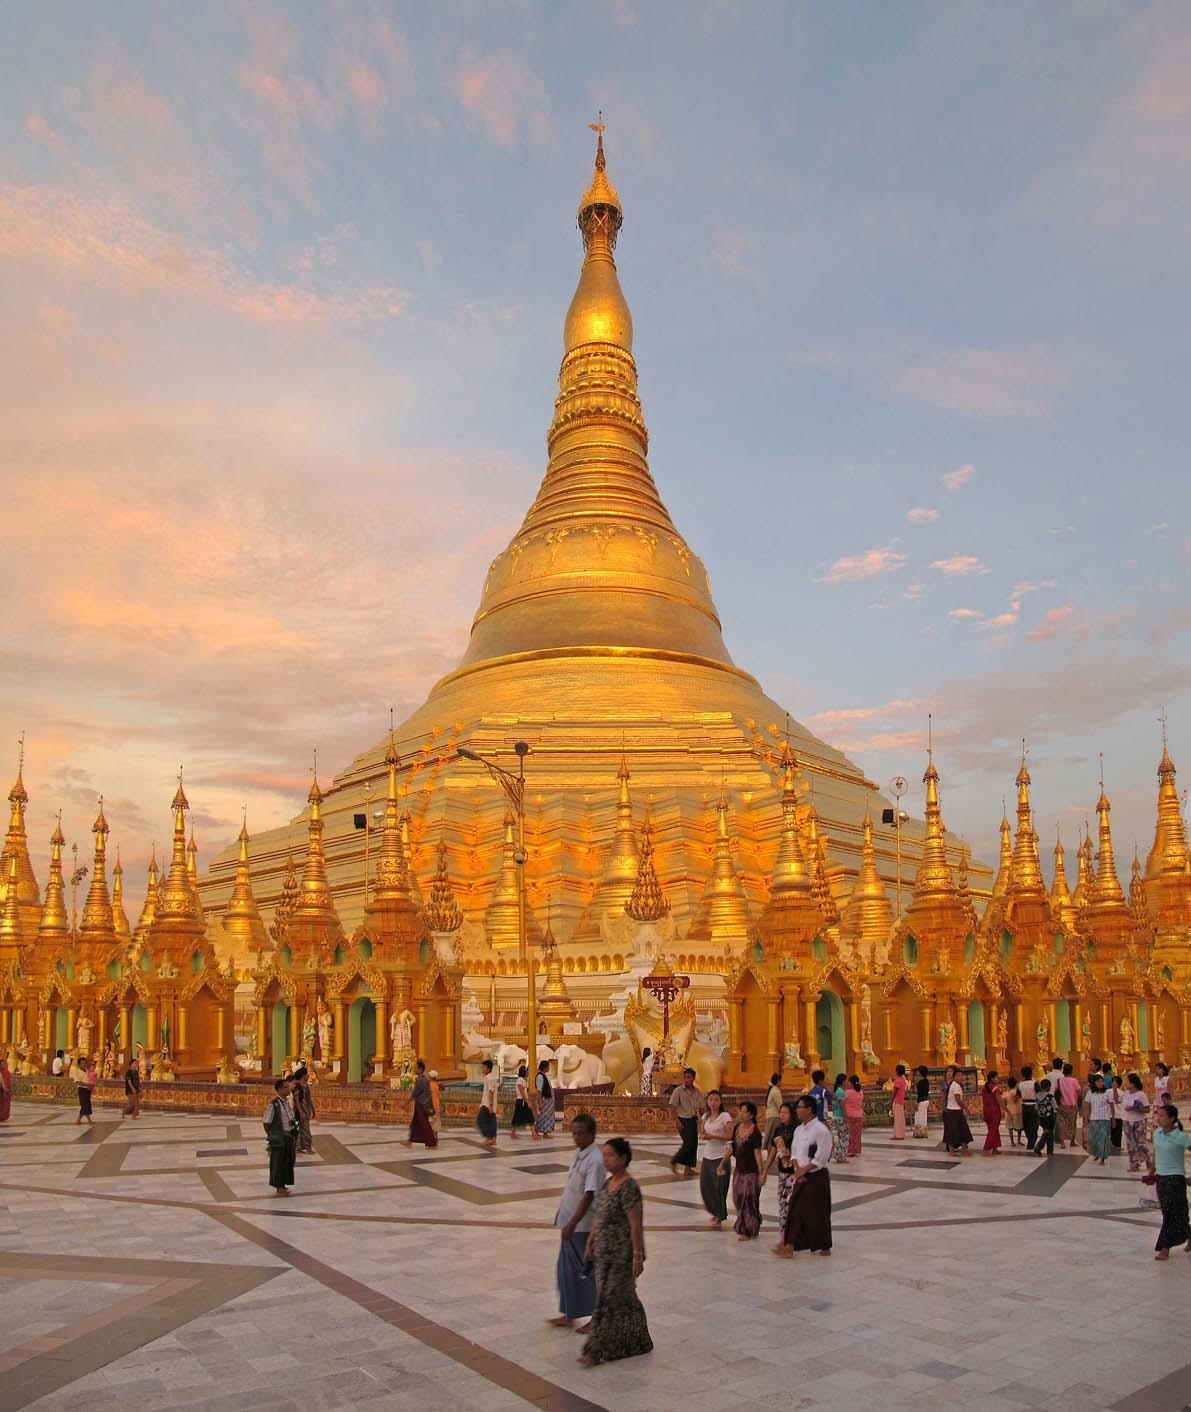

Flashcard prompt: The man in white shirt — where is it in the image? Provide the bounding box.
[774,1094,833,1258]
[549,1113,606,1329]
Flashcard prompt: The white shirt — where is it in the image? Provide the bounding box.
[481,1070,499,1110]
[51,1057,64,1075]
[516,1075,529,1102]
[554,1141,606,1233]
[1121,1089,1149,1123]
[1018,1079,1036,1102]
[1088,1090,1113,1121]
[946,1080,965,1111]
[765,1084,783,1119]
[641,1052,655,1077]
[700,1110,734,1162]
[790,1117,832,1172]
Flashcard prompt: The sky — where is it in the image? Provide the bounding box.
[1,0,1189,917]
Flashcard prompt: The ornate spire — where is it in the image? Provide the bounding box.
[626,809,669,924]
[575,752,641,939]
[425,840,463,933]
[78,799,115,945]
[399,800,424,908]
[111,847,132,946]
[1010,750,1047,899]
[220,818,269,958]
[840,803,894,959]
[441,127,737,690]
[1092,775,1126,909]
[990,805,1013,901]
[37,815,70,943]
[147,776,206,962]
[0,855,22,945]
[134,846,159,943]
[912,754,958,901]
[803,794,840,927]
[769,745,813,899]
[537,926,578,1041]
[1144,732,1191,927]
[1050,830,1077,932]
[1130,847,1150,923]
[687,787,753,944]
[957,842,977,931]
[1073,824,1094,914]
[483,809,542,950]
[187,825,202,918]
[269,852,300,946]
[901,747,969,961]
[293,774,338,921]
[0,738,40,944]
[373,737,413,905]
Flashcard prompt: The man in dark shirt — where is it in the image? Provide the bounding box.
[123,1059,141,1118]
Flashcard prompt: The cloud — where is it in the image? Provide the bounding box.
[1047,525,1077,536]
[790,339,1106,418]
[816,546,907,584]
[455,50,554,150]
[1008,580,1057,613]
[807,697,932,730]
[931,555,987,576]
[904,583,926,601]
[711,228,766,285]
[941,464,975,493]
[1025,603,1078,643]
[0,186,401,328]
[949,608,981,620]
[906,506,941,524]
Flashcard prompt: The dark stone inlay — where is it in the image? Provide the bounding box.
[897,1159,961,1171]
[914,1360,970,1380]
[0,1131,26,1137]
[196,1148,248,1157]
[1011,1151,1086,1198]
[514,1163,572,1176]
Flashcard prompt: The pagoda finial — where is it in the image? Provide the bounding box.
[38,814,70,942]
[222,813,268,957]
[78,798,115,942]
[626,807,670,923]
[1010,745,1046,898]
[1093,769,1126,907]
[425,840,463,933]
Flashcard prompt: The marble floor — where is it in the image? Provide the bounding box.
[1,1102,1188,1412]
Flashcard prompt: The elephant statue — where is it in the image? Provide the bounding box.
[553,1043,610,1090]
[602,1035,726,1097]
[492,1041,555,1076]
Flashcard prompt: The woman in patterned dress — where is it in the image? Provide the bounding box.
[533,1059,556,1139]
[722,1100,764,1240]
[579,1139,653,1367]
[763,1103,799,1230]
[828,1074,850,1164]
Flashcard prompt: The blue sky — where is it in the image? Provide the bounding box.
[1,1,1187,911]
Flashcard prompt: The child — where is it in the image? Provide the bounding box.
[1033,1078,1057,1157]
[1004,1075,1023,1146]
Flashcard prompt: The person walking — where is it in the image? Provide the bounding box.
[942,1065,973,1156]
[913,1065,931,1139]
[1018,1064,1038,1152]
[579,1138,653,1367]
[843,1075,864,1157]
[1109,1073,1125,1152]
[549,1113,606,1329]
[828,1073,849,1163]
[1004,1076,1023,1146]
[511,1064,534,1139]
[404,1060,438,1148]
[669,1067,704,1177]
[51,1049,65,1076]
[1057,1064,1081,1149]
[0,1053,12,1123]
[534,1058,556,1139]
[723,1100,764,1240]
[891,1064,908,1140]
[75,1055,97,1126]
[291,1064,315,1154]
[122,1057,141,1118]
[763,1102,799,1232]
[763,1073,783,1150]
[1084,1073,1112,1164]
[477,1058,499,1148]
[263,1077,297,1197]
[1121,1072,1151,1172]
[1032,1079,1057,1157]
[1147,1103,1191,1261]
[981,1071,1004,1155]
[1154,1062,1172,1108]
[640,1047,654,1098]
[807,1069,831,1121]
[697,1089,733,1229]
[774,1095,833,1259]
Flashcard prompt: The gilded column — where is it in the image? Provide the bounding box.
[374,998,388,1070]
[803,998,819,1067]
[146,1004,159,1051]
[1072,1001,1084,1059]
[727,996,744,1074]
[1014,1004,1024,1056]
[1130,1000,1141,1059]
[255,1005,267,1059]
[119,1005,131,1059]
[97,1009,108,1054]
[67,1006,77,1047]
[288,1005,300,1057]
[957,1001,970,1057]
[1046,1002,1058,1059]
[333,1000,345,1060]
[765,995,780,1073]
[847,996,860,1065]
[216,1005,227,1054]
[415,1001,428,1061]
[177,1004,189,1053]
[0,1009,9,1045]
[1101,1002,1111,1053]
[919,1001,934,1056]
[880,998,894,1054]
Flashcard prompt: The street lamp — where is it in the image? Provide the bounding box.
[456,742,537,1070]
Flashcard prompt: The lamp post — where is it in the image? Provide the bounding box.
[457,742,537,1069]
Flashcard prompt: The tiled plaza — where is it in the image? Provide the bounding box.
[1,1101,1188,1412]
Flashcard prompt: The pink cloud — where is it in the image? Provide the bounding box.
[949,608,981,620]
[941,464,974,492]
[906,506,941,524]
[456,50,554,150]
[1025,603,1078,643]
[816,545,907,583]
[932,555,987,575]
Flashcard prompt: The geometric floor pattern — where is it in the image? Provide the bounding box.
[2,1101,1190,1412]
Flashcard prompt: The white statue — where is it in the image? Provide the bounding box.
[76,1015,94,1058]
[1119,1016,1135,1056]
[316,997,333,1059]
[391,1008,415,1060]
[461,990,485,1033]
[553,1043,610,1090]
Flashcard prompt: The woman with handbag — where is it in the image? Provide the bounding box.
[1121,1072,1151,1172]
[721,1100,764,1240]
[1146,1103,1191,1260]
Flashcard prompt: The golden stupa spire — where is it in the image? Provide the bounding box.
[802,785,841,927]
[769,744,813,899]
[687,785,753,944]
[0,734,41,943]
[157,773,196,920]
[220,815,269,957]
[1050,829,1077,931]
[840,801,894,958]
[187,824,202,916]
[78,798,115,945]
[134,846,159,943]
[1009,744,1047,899]
[1092,761,1126,909]
[372,735,413,904]
[626,806,670,923]
[990,804,1013,901]
[37,814,70,944]
[111,846,133,946]
[484,808,542,950]
[269,851,300,946]
[912,737,958,901]
[757,742,822,955]
[1130,846,1150,923]
[0,854,22,945]
[1073,822,1093,913]
[1145,721,1191,926]
[443,124,737,688]
[293,770,338,921]
[575,750,641,940]
[425,839,463,933]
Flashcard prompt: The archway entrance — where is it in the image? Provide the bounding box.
[271,1002,290,1074]
[967,999,986,1061]
[815,991,845,1073]
[348,997,376,1083]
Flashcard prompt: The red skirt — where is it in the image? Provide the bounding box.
[783,1167,832,1251]
[410,1100,438,1147]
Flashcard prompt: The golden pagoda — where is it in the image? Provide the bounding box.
[200,129,981,1021]
[1050,830,1077,934]
[839,803,895,969]
[0,744,40,949]
[134,848,159,947]
[112,848,133,949]
[76,801,116,961]
[218,818,269,970]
